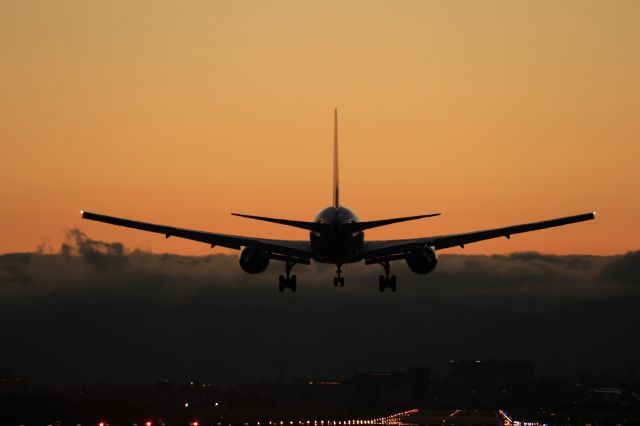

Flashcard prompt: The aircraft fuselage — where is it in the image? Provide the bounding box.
[310,206,364,264]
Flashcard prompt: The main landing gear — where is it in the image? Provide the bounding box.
[333,265,345,287]
[378,259,396,292]
[279,259,297,292]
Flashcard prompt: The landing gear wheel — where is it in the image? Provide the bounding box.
[278,260,298,292]
[334,265,344,288]
[279,274,297,292]
[377,260,398,292]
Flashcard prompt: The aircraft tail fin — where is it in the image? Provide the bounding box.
[232,212,326,232]
[333,108,340,208]
[343,213,441,232]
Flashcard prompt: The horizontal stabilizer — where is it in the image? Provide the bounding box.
[344,213,441,232]
[232,213,326,232]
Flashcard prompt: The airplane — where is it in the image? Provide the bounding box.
[81,109,595,292]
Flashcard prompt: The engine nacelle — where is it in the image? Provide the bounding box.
[239,246,270,274]
[405,245,438,274]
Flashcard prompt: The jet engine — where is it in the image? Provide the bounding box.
[239,246,270,274]
[405,245,438,274]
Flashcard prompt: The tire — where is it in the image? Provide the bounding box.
[333,277,338,287]
[379,275,385,292]
[291,275,297,292]
[391,275,397,292]
[279,275,285,292]
[340,277,345,287]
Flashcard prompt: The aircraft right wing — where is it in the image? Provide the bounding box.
[363,212,596,263]
[81,211,312,262]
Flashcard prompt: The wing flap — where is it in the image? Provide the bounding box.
[363,212,596,260]
[81,211,312,259]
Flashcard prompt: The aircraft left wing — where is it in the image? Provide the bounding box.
[362,212,595,263]
[81,211,312,261]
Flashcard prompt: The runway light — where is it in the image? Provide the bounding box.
[185,402,190,408]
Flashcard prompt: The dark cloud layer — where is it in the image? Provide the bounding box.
[1,230,639,385]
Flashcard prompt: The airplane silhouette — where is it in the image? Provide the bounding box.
[81,109,595,292]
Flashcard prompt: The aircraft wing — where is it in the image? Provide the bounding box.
[81,211,312,261]
[362,212,595,263]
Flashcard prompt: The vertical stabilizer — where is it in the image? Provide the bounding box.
[333,108,340,208]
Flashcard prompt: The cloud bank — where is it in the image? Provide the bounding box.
[1,230,639,385]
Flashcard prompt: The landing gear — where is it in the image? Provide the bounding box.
[279,275,296,292]
[378,259,396,292]
[279,259,297,292]
[333,265,345,287]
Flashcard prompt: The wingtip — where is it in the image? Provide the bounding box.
[80,210,85,218]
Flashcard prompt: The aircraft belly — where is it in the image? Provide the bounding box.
[311,232,363,264]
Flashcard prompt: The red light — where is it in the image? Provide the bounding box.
[99,422,105,426]
[146,422,152,426]
[192,422,199,426]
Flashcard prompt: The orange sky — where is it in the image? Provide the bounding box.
[1,1,638,256]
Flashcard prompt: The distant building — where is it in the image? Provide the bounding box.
[353,367,430,408]
[0,369,28,394]
[447,360,533,390]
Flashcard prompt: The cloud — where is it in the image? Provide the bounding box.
[600,251,640,285]
[0,230,639,385]
[60,228,128,269]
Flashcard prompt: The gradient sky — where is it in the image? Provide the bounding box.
[1,1,638,255]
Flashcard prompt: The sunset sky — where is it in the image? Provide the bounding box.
[1,0,638,255]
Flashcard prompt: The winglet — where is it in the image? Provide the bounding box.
[333,108,339,208]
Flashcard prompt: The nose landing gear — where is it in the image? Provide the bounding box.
[378,259,396,292]
[279,259,297,292]
[333,265,345,287]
